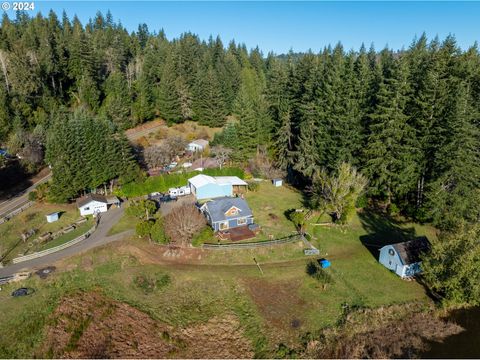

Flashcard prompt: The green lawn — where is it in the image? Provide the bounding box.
[107,212,139,236]
[0,203,83,263]
[245,181,303,238]
[38,220,93,251]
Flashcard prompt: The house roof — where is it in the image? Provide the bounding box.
[190,139,209,147]
[76,194,109,208]
[188,174,217,188]
[203,197,253,223]
[391,237,431,265]
[213,176,248,186]
[188,175,247,188]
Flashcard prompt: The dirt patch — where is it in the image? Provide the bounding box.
[268,213,279,221]
[80,256,94,271]
[244,278,307,337]
[116,242,206,265]
[41,291,253,359]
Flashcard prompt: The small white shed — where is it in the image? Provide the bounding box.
[186,139,209,152]
[46,212,59,223]
[272,178,283,187]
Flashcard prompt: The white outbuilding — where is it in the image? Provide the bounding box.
[46,212,60,223]
[186,139,209,152]
[76,194,120,217]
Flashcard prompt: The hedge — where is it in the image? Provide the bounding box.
[116,167,245,198]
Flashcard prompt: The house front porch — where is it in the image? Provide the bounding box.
[217,225,256,242]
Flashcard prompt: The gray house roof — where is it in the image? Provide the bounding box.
[76,194,108,208]
[392,237,430,265]
[203,197,253,223]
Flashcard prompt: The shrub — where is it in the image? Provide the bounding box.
[387,203,400,216]
[136,220,154,238]
[28,191,37,201]
[306,261,333,285]
[191,227,214,247]
[247,182,259,192]
[133,272,171,294]
[355,193,368,209]
[150,220,167,244]
[286,209,306,233]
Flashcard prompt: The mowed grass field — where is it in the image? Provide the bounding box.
[0,183,435,357]
[245,182,304,239]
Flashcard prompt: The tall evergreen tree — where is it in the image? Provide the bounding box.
[362,49,419,203]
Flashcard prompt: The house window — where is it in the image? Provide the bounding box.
[237,217,247,225]
[219,221,229,230]
[388,249,395,256]
[84,207,90,211]
[225,207,239,216]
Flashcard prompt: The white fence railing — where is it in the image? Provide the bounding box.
[0,201,34,225]
[12,225,96,264]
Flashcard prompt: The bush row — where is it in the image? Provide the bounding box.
[116,167,245,198]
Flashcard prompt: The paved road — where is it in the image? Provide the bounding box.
[0,173,52,218]
[0,206,132,278]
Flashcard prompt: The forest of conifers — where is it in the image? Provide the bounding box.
[0,11,479,230]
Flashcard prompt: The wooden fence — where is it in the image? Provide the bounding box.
[11,224,97,264]
[202,234,302,250]
[0,201,34,225]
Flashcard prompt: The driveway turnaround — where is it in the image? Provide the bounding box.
[0,206,132,278]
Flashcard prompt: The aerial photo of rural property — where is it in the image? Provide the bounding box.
[0,1,479,359]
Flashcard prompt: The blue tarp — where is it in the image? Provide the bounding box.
[319,259,331,268]
[0,149,7,156]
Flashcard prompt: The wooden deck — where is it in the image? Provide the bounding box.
[218,226,256,242]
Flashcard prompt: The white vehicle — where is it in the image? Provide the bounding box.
[167,162,178,169]
[168,186,191,197]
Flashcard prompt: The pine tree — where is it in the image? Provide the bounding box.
[132,75,155,124]
[193,65,227,127]
[426,79,480,228]
[156,53,183,123]
[362,49,419,203]
[233,67,273,159]
[101,71,132,129]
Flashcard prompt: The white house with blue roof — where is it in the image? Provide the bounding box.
[200,197,254,232]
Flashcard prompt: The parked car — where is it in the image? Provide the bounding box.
[161,194,177,202]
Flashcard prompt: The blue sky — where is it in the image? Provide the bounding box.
[17,1,480,53]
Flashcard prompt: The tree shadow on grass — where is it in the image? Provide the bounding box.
[358,210,417,261]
